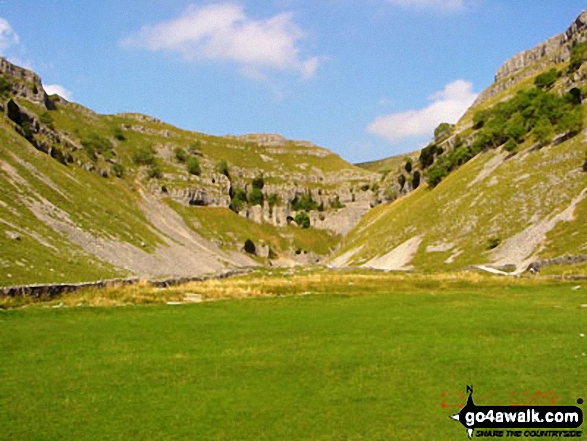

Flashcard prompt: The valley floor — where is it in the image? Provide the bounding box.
[1,271,586,439]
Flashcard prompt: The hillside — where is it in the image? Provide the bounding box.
[0,58,380,286]
[333,10,587,274]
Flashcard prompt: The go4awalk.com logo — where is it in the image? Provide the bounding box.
[450,386,584,438]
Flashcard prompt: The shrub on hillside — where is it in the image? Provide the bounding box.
[294,211,310,229]
[291,191,318,212]
[147,163,162,179]
[133,144,156,166]
[174,147,187,163]
[330,196,345,209]
[111,162,125,178]
[252,174,264,190]
[244,238,256,255]
[82,133,114,162]
[229,186,247,213]
[186,156,201,176]
[249,187,264,206]
[569,41,587,72]
[412,171,421,189]
[216,160,230,179]
[534,68,561,90]
[113,127,126,141]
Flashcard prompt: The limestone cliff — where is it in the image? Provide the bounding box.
[474,10,587,106]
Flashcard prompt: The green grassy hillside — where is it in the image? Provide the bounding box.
[0,59,368,286]
[333,45,587,273]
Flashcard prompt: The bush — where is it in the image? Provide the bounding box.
[534,68,560,90]
[147,163,162,179]
[229,186,247,213]
[418,143,437,169]
[252,175,264,190]
[81,133,114,162]
[533,117,554,145]
[113,127,126,141]
[384,187,397,202]
[133,144,156,165]
[330,196,345,209]
[291,191,318,212]
[503,138,518,152]
[249,187,264,206]
[216,160,230,179]
[186,156,201,176]
[398,174,406,189]
[188,141,201,154]
[427,162,449,188]
[0,76,12,97]
[39,112,54,129]
[111,162,125,178]
[294,211,310,229]
[434,122,454,141]
[267,193,280,208]
[244,238,256,255]
[569,41,587,72]
[558,106,584,135]
[174,147,187,163]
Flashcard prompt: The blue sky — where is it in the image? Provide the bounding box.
[1,1,585,163]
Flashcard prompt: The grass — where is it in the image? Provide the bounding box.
[1,271,585,440]
[169,203,341,258]
[336,130,587,270]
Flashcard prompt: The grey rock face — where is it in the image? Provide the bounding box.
[474,10,587,106]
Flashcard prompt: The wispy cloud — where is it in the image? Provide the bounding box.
[0,17,19,54]
[367,79,477,143]
[44,84,73,101]
[386,0,466,12]
[121,2,320,80]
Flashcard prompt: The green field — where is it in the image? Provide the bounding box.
[1,272,586,439]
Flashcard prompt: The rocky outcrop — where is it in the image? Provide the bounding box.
[474,10,587,106]
[0,57,54,110]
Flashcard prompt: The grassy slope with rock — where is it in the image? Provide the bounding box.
[336,17,587,273]
[0,59,377,286]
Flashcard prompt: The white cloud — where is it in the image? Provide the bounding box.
[386,0,465,11]
[0,17,19,54]
[44,84,73,101]
[122,3,319,80]
[367,79,477,143]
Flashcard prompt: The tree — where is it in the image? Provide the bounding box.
[412,170,421,189]
[404,159,412,173]
[398,174,406,189]
[294,211,310,229]
[434,122,454,141]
